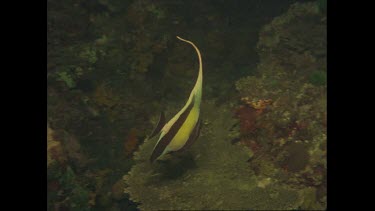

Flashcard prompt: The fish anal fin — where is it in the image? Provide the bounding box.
[149,111,165,139]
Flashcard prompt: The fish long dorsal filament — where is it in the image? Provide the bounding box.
[176,36,203,99]
[149,36,203,162]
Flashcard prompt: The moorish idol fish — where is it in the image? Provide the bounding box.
[149,36,203,162]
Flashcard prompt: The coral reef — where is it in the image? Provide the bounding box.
[47,124,65,167]
[234,97,272,135]
[56,70,77,88]
[111,178,126,200]
[256,2,326,80]
[48,123,90,169]
[124,101,315,210]
[93,81,121,109]
[123,128,140,157]
[234,2,327,209]
[48,1,326,210]
[234,104,258,135]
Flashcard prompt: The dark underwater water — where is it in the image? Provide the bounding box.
[47,0,326,210]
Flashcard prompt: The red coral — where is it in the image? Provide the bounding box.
[234,98,272,135]
[234,105,257,135]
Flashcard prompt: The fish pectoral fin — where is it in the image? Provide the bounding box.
[149,111,166,139]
